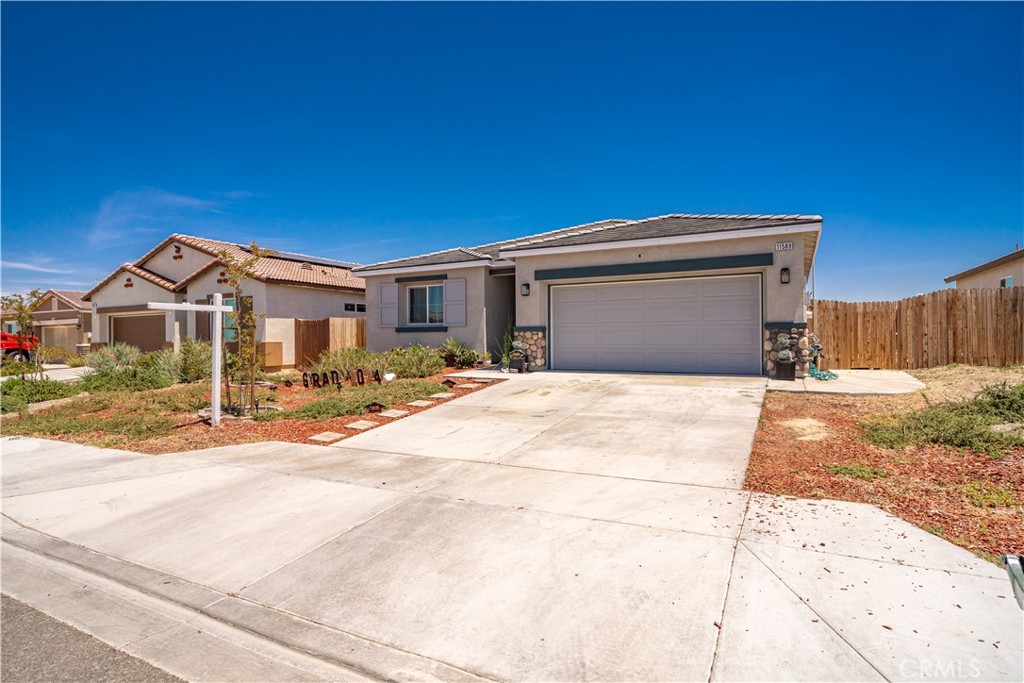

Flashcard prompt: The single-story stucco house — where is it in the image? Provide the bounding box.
[944,246,1023,290]
[2,290,92,353]
[353,213,821,377]
[83,234,365,369]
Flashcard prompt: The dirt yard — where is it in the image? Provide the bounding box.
[746,365,1024,561]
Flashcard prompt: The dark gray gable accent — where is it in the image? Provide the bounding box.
[513,325,546,332]
[489,267,516,276]
[765,321,808,329]
[396,325,448,333]
[395,274,449,284]
[534,253,774,281]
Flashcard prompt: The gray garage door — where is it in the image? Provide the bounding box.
[112,314,165,352]
[550,275,762,374]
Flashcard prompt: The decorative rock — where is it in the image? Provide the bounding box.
[801,349,810,357]
[798,336,809,349]
[764,330,772,340]
[769,351,778,360]
[765,360,775,372]
[763,341,774,352]
[380,409,409,418]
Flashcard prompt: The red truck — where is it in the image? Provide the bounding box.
[2,331,38,362]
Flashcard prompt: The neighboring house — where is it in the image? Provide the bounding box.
[31,290,92,352]
[83,234,366,369]
[353,213,821,376]
[944,247,1023,290]
[2,290,91,352]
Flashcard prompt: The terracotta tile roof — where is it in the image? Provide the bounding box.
[85,234,365,300]
[49,290,89,310]
[164,234,366,291]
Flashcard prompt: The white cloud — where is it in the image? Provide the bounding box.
[88,188,251,244]
[0,260,73,274]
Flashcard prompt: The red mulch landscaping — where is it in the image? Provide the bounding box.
[746,380,1024,560]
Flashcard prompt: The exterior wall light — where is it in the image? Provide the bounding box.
[521,283,531,296]
[780,267,791,284]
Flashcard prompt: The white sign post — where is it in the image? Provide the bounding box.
[148,293,232,427]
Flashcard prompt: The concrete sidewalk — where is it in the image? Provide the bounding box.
[1,372,1020,681]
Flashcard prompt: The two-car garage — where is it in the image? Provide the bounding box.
[549,274,763,375]
[110,314,166,352]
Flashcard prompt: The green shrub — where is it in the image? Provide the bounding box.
[64,354,87,368]
[961,481,1018,508]
[385,344,445,378]
[1,359,35,377]
[80,367,175,393]
[37,346,73,364]
[85,342,141,372]
[825,464,888,481]
[177,338,212,382]
[282,381,443,420]
[863,382,1024,457]
[310,347,374,376]
[0,378,80,413]
[453,347,479,369]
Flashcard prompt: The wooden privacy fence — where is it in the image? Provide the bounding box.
[812,287,1024,370]
[294,317,366,369]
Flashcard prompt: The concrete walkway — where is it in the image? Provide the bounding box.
[1,372,1020,681]
[768,369,926,395]
[0,364,91,384]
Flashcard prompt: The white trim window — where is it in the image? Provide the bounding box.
[408,284,444,324]
[1000,276,1014,288]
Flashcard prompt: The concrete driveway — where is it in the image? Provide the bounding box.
[2,372,1021,682]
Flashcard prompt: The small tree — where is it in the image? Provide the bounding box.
[1,289,43,380]
[217,243,275,414]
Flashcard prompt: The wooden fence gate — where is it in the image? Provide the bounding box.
[294,317,366,369]
[812,287,1024,370]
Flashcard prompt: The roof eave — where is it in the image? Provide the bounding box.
[944,249,1024,283]
[354,259,492,278]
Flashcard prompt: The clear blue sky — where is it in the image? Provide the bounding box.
[3,2,1022,300]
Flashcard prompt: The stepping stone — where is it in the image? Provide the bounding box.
[345,420,376,431]
[407,400,435,408]
[430,392,456,399]
[380,409,409,419]
[308,431,345,443]
[454,383,482,389]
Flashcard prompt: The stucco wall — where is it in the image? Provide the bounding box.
[512,232,812,329]
[263,283,365,319]
[143,241,215,283]
[954,257,1024,290]
[264,318,296,367]
[364,266,490,353]
[485,274,515,360]
[90,275,181,344]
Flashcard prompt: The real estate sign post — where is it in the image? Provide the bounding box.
[148,293,232,426]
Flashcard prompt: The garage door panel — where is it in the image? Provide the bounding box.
[601,306,646,324]
[702,278,758,297]
[648,327,700,346]
[649,302,700,323]
[112,315,165,352]
[552,276,761,374]
[599,328,646,346]
[649,281,700,299]
[599,284,646,301]
[702,301,758,323]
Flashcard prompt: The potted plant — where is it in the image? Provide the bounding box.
[775,348,796,381]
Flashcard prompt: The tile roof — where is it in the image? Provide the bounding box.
[354,214,821,272]
[49,290,89,310]
[85,234,365,300]
[944,247,1024,283]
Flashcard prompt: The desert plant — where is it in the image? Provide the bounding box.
[85,342,141,372]
[177,338,213,382]
[64,354,87,368]
[0,377,80,414]
[453,346,479,369]
[384,344,445,378]
[776,349,794,363]
[80,367,175,393]
[495,320,514,367]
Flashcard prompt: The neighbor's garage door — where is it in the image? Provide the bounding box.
[111,315,165,352]
[41,325,78,352]
[550,275,762,374]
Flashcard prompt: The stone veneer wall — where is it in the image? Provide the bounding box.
[513,328,547,371]
[763,324,811,379]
